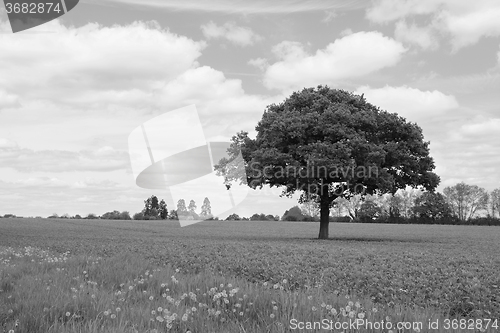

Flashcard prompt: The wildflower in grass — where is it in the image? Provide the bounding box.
[263,282,268,287]
[175,268,180,273]
[349,311,355,318]
[307,296,312,300]
[331,308,337,315]
[149,296,154,301]
[273,306,278,311]
[348,301,354,307]
[129,286,133,290]
[372,308,378,313]
[182,314,188,321]
[66,312,71,317]
[162,293,167,298]
[156,316,164,322]
[116,307,121,312]
[191,307,197,312]
[358,313,365,319]
[104,311,109,316]
[239,312,243,316]
[386,316,391,322]
[8,309,13,314]
[345,305,351,312]
[312,306,317,311]
[9,330,14,333]
[273,283,279,289]
[157,307,163,312]
[270,314,275,319]
[326,305,332,310]
[91,294,96,299]
[355,302,361,308]
[151,310,156,315]
[283,279,287,284]
[414,327,420,332]
[321,302,326,308]
[110,314,116,319]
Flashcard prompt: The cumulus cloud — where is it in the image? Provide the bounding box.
[367,0,500,50]
[355,85,459,122]
[460,118,500,139]
[201,21,262,46]
[0,144,130,172]
[260,31,406,92]
[0,19,205,101]
[394,20,438,50]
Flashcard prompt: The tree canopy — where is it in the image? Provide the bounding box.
[215,86,440,239]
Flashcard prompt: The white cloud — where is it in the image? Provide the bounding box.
[355,85,459,122]
[367,0,500,50]
[394,20,438,50]
[260,31,406,92]
[248,57,268,70]
[460,118,500,138]
[0,19,205,100]
[201,21,262,46]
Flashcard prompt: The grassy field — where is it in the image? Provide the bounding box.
[1,218,499,332]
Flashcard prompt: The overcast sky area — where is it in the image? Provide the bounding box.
[0,0,499,219]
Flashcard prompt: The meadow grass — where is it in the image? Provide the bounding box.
[1,218,499,332]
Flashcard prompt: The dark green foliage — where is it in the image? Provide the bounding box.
[282,206,305,221]
[101,210,131,220]
[413,192,452,220]
[225,213,241,221]
[216,86,440,238]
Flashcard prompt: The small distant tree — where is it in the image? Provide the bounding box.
[74,214,82,219]
[282,206,305,221]
[300,194,320,218]
[177,199,188,217]
[159,199,168,219]
[188,200,198,218]
[358,199,382,222]
[169,209,178,220]
[413,192,452,220]
[490,188,500,218]
[226,213,241,221]
[85,213,99,219]
[266,214,277,221]
[443,182,489,221]
[143,195,159,217]
[48,213,58,218]
[200,197,212,218]
[133,212,144,220]
[120,211,132,220]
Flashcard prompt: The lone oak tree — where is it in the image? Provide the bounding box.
[215,86,440,239]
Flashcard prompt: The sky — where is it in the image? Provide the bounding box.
[0,0,499,219]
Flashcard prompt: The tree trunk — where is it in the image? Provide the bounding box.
[318,194,330,239]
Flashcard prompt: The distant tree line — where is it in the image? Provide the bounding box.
[273,182,500,226]
[5,182,498,226]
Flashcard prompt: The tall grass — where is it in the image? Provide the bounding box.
[1,246,498,333]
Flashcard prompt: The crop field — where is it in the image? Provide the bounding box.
[1,218,499,332]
